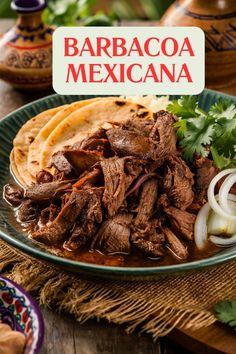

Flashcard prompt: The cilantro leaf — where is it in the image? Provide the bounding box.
[213,118,236,158]
[178,116,216,160]
[214,300,236,329]
[209,100,236,119]
[174,119,187,138]
[168,95,236,168]
[167,96,205,118]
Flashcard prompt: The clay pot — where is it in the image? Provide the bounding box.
[0,0,53,90]
[160,0,236,93]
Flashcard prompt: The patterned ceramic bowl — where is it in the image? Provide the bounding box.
[0,275,44,354]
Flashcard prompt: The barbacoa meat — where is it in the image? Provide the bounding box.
[149,110,177,165]
[107,127,151,159]
[25,180,72,202]
[64,187,103,251]
[51,151,75,177]
[107,110,177,168]
[51,149,102,176]
[162,227,188,260]
[163,155,194,210]
[31,188,92,244]
[91,213,132,254]
[3,184,24,206]
[72,168,102,189]
[131,223,165,258]
[164,206,196,241]
[192,156,218,209]
[18,199,39,222]
[6,106,211,266]
[135,178,158,227]
[101,156,142,217]
[124,117,154,136]
[36,170,53,184]
[40,204,60,225]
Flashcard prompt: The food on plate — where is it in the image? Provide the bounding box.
[27,97,116,178]
[0,323,26,354]
[11,105,66,187]
[3,95,236,267]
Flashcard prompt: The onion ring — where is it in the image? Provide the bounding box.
[219,173,236,215]
[209,234,236,247]
[207,169,236,220]
[194,202,211,250]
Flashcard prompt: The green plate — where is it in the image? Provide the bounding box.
[0,89,236,280]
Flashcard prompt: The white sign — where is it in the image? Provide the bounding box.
[53,26,205,95]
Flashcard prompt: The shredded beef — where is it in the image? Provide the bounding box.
[52,149,102,176]
[124,117,154,136]
[162,227,188,259]
[36,170,53,184]
[163,155,194,210]
[25,181,72,202]
[164,206,196,241]
[107,127,151,159]
[31,189,91,244]
[18,199,39,222]
[64,187,103,251]
[191,156,218,209]
[101,157,142,217]
[73,168,102,189]
[51,151,76,176]
[7,106,213,265]
[148,111,177,165]
[72,128,108,149]
[131,223,165,258]
[40,204,60,225]
[3,184,24,206]
[135,178,158,227]
[107,111,177,167]
[91,213,132,254]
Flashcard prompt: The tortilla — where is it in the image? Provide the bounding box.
[27,97,116,178]
[12,105,66,186]
[40,99,153,172]
[10,150,26,187]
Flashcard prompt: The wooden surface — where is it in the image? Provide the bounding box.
[0,19,236,354]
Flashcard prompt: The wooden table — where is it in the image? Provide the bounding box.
[1,20,236,354]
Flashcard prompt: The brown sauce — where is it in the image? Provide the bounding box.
[53,241,220,268]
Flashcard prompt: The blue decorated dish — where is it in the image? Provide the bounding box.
[0,275,44,354]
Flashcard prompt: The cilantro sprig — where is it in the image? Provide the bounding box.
[214,300,236,330]
[167,96,236,169]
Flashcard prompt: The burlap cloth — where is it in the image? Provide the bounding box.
[0,239,236,339]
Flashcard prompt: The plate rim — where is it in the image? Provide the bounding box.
[1,88,236,276]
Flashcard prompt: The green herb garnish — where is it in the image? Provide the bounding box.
[167,97,236,169]
[214,300,236,329]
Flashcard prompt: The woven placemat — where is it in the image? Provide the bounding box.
[0,239,236,339]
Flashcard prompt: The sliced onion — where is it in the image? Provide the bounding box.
[194,194,236,250]
[208,169,236,220]
[194,202,211,250]
[219,173,236,215]
[209,234,236,247]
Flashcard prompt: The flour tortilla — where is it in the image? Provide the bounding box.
[40,99,153,172]
[27,97,116,178]
[10,150,26,187]
[12,105,66,186]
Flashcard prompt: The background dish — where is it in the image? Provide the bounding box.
[0,89,236,280]
[0,275,44,354]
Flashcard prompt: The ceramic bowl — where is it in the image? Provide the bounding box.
[0,275,44,353]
